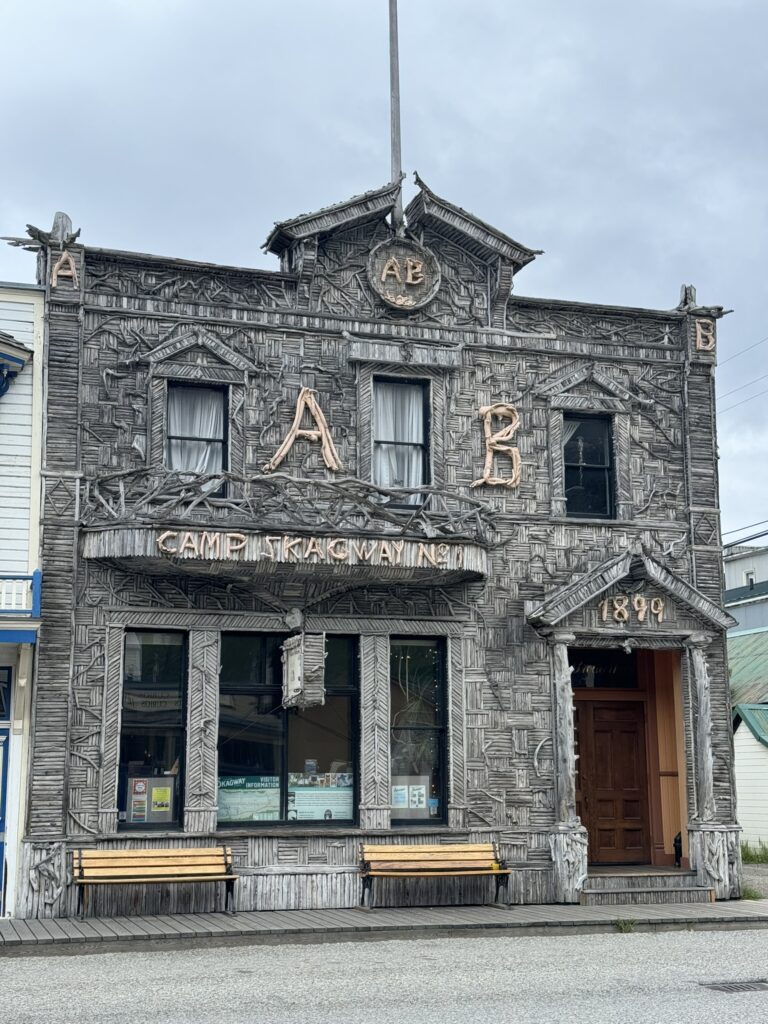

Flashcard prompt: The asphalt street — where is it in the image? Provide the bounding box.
[7,929,768,1024]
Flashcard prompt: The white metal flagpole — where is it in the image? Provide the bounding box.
[389,0,404,234]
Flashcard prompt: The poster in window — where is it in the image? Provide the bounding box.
[218,775,281,822]
[391,775,433,820]
[287,772,353,821]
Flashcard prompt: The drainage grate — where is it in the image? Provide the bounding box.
[701,980,768,993]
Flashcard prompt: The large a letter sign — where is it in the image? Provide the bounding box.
[264,386,342,472]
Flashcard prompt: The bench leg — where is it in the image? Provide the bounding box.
[360,875,373,909]
[495,874,510,905]
[77,885,84,919]
[225,879,236,915]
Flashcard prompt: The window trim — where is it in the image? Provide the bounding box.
[562,412,616,520]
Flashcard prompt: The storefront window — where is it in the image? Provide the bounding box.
[118,631,187,829]
[390,639,446,824]
[217,634,357,825]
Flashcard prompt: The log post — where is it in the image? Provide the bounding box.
[685,632,716,822]
[544,630,588,902]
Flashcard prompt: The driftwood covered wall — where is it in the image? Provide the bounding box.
[16,181,739,916]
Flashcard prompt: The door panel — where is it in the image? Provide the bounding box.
[576,701,651,864]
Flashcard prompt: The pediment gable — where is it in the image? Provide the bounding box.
[534,362,651,412]
[527,545,735,632]
[147,330,255,372]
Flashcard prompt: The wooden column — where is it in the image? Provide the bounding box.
[359,634,391,830]
[184,630,220,833]
[686,632,716,823]
[545,629,588,902]
[447,635,467,828]
[97,625,124,834]
[548,630,578,824]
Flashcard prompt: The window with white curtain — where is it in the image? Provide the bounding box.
[166,384,227,478]
[372,379,429,505]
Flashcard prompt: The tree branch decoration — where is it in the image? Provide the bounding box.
[263,386,342,472]
[471,403,521,489]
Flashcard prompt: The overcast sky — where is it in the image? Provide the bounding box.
[1,0,766,540]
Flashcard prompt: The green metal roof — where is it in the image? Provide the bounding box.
[733,703,768,749]
[728,630,768,705]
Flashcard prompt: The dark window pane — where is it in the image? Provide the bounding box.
[0,667,11,718]
[119,631,186,827]
[390,639,445,823]
[564,417,610,467]
[220,634,283,691]
[122,632,185,729]
[217,692,284,823]
[287,697,355,821]
[565,466,611,517]
[391,729,442,821]
[218,633,358,826]
[570,648,637,689]
[324,636,357,691]
[391,641,443,727]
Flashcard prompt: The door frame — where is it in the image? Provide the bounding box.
[572,649,685,868]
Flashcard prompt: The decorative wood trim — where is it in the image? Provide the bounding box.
[98,625,124,833]
[359,634,391,830]
[184,630,219,833]
[447,635,467,824]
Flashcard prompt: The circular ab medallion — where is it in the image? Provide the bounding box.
[367,238,441,310]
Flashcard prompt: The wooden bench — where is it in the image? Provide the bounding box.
[73,847,237,918]
[359,842,510,909]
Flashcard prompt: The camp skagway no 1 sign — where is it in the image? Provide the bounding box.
[367,238,441,309]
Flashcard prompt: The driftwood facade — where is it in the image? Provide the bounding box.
[10,179,741,917]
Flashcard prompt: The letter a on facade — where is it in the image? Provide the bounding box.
[263,386,343,472]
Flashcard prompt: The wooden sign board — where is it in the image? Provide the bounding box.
[281,633,326,708]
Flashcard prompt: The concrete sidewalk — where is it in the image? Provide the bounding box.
[3,898,768,954]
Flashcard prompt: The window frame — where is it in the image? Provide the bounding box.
[216,633,360,828]
[165,381,229,490]
[389,636,448,827]
[371,375,431,508]
[562,412,616,521]
[117,629,188,832]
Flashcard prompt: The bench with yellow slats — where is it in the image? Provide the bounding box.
[73,846,237,918]
[359,842,510,908]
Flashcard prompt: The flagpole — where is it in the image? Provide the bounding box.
[389,0,404,234]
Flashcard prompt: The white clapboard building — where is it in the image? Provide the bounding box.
[0,283,43,916]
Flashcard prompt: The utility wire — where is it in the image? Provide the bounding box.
[723,517,768,536]
[718,371,768,401]
[719,385,768,414]
[720,333,768,366]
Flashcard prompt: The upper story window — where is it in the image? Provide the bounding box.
[564,413,614,519]
[373,378,429,505]
[166,383,227,476]
[745,570,756,589]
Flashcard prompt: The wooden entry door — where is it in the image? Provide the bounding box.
[575,701,651,864]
